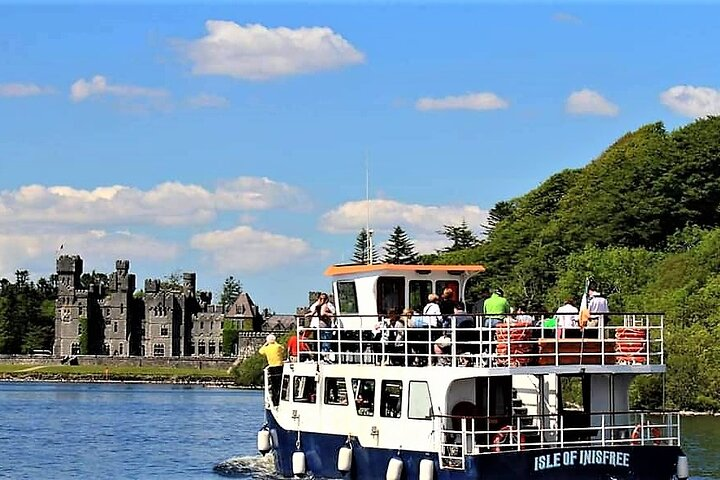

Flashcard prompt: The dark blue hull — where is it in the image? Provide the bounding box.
[265,410,684,479]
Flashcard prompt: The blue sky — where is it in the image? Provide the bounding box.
[1,2,719,313]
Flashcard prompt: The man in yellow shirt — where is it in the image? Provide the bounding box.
[259,334,284,406]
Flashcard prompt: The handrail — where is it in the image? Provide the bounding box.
[291,313,665,369]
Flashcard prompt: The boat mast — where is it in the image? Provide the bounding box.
[365,153,374,265]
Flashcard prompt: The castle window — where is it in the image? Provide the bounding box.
[119,343,123,355]
[153,344,165,356]
[77,323,83,335]
[71,343,80,355]
[210,321,214,331]
[188,342,195,355]
[120,303,124,314]
[113,322,118,333]
[78,306,84,316]
[219,341,223,355]
[200,321,204,330]
[198,340,206,355]
[208,340,216,355]
[103,344,110,355]
[106,308,111,316]
[161,325,168,336]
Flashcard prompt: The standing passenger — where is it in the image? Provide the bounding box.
[259,334,284,406]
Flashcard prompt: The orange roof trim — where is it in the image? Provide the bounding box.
[324,263,486,277]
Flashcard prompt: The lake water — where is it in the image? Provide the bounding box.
[0,382,717,479]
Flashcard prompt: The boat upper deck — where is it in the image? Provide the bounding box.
[291,312,665,373]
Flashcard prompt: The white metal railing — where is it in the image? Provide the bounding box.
[292,313,665,369]
[435,410,680,466]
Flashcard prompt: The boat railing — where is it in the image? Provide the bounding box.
[291,313,664,368]
[435,410,680,465]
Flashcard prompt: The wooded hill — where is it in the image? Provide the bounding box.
[436,116,720,411]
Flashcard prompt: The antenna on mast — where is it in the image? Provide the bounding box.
[365,152,374,265]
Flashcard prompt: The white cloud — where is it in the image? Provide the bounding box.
[191,225,311,272]
[553,12,582,24]
[320,199,488,236]
[0,177,306,227]
[565,89,619,116]
[70,75,169,102]
[177,20,365,80]
[187,93,229,108]
[660,85,720,118]
[416,92,509,111]
[0,83,55,97]
[0,230,179,279]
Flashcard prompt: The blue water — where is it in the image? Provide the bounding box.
[0,382,717,479]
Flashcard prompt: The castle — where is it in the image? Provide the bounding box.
[52,255,291,357]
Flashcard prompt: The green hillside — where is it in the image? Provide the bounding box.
[438,116,720,411]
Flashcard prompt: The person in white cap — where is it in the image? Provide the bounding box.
[259,334,284,406]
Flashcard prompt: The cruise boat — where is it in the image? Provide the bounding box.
[257,263,689,480]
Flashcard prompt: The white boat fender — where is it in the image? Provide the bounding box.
[292,450,307,477]
[677,455,689,480]
[419,458,434,480]
[385,457,403,480]
[337,445,353,472]
[257,428,272,455]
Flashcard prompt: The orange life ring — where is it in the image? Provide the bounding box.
[492,425,526,452]
[630,424,662,445]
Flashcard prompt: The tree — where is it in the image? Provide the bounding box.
[351,228,379,264]
[438,219,480,252]
[80,270,109,291]
[482,200,516,235]
[160,271,182,290]
[220,276,243,310]
[383,226,419,264]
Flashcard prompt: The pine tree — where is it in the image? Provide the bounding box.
[439,219,481,252]
[220,276,243,310]
[351,228,380,264]
[383,226,419,264]
[481,200,516,235]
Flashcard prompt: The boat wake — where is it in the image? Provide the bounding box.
[213,454,278,478]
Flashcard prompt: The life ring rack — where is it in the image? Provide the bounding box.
[492,425,526,452]
[630,424,663,445]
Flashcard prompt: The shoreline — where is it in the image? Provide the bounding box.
[0,374,255,388]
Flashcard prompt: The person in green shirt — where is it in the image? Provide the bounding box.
[483,288,511,328]
[259,334,284,406]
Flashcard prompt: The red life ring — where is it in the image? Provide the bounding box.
[630,424,662,445]
[492,425,526,452]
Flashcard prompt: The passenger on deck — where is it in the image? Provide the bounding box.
[259,334,284,406]
[287,328,311,362]
[483,288,510,328]
[433,331,452,365]
[423,293,442,328]
[305,292,335,358]
[556,298,580,338]
[587,288,609,339]
[454,303,478,356]
[439,288,456,328]
[390,310,409,366]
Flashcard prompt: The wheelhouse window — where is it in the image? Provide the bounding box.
[337,281,358,314]
[377,277,405,315]
[324,377,349,406]
[380,380,403,418]
[281,375,291,402]
[352,378,376,416]
[293,376,317,403]
[409,280,432,312]
[435,280,459,301]
[408,381,433,420]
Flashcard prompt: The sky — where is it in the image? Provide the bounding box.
[1,2,719,313]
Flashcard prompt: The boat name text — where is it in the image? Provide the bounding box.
[533,450,630,471]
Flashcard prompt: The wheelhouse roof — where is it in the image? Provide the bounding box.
[324,263,485,277]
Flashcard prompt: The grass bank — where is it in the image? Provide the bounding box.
[0,364,234,384]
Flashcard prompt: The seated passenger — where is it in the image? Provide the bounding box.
[556,297,580,338]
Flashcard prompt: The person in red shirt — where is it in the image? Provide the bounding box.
[287,328,311,361]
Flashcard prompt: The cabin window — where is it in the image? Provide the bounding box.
[377,277,405,315]
[408,381,433,420]
[294,376,317,403]
[337,281,358,314]
[281,375,291,402]
[380,380,403,418]
[409,280,432,312]
[352,378,376,416]
[435,280,459,301]
[324,377,349,406]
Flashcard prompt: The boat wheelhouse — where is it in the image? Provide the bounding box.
[258,264,689,480]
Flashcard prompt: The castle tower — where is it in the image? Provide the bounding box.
[101,259,137,356]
